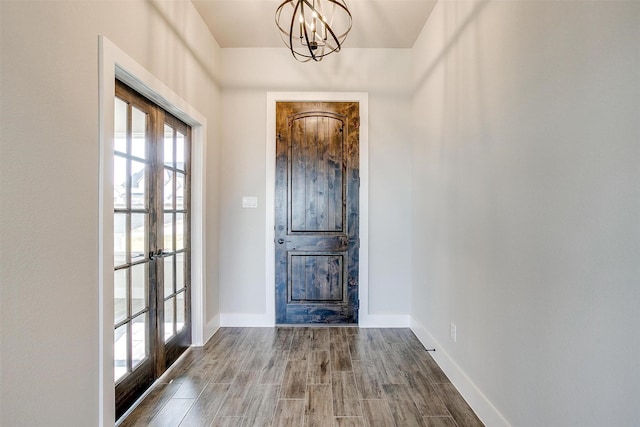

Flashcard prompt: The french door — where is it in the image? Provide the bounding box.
[113,81,191,418]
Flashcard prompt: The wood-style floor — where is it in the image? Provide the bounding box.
[119,327,484,427]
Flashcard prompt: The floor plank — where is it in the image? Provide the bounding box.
[259,350,290,385]
[242,342,273,371]
[372,353,406,385]
[179,383,231,427]
[353,360,384,400]
[268,327,295,351]
[217,370,259,417]
[335,417,365,427]
[210,416,244,427]
[273,399,305,427]
[119,382,182,427]
[303,415,333,427]
[148,398,194,427]
[434,383,484,427]
[329,328,349,345]
[281,360,309,399]
[308,350,331,385]
[330,341,353,372]
[362,329,390,353]
[305,384,333,417]
[360,399,396,427]
[172,378,208,399]
[424,417,458,427]
[243,384,280,426]
[310,328,331,351]
[332,371,362,417]
[212,351,249,384]
[383,384,427,427]
[403,370,450,417]
[413,351,450,384]
[289,328,311,361]
[345,335,368,361]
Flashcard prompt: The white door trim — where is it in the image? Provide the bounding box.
[265,92,369,326]
[98,35,208,427]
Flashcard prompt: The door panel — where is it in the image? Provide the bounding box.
[290,115,344,232]
[289,253,343,301]
[275,102,359,324]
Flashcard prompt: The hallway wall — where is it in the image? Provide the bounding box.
[410,1,640,425]
[0,1,222,425]
[218,48,413,323]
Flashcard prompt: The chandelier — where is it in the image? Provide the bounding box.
[275,0,352,62]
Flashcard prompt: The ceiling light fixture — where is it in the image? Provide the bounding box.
[275,0,352,62]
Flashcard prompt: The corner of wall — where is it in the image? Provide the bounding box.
[202,314,221,345]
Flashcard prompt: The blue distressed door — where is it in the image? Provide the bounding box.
[275,102,359,324]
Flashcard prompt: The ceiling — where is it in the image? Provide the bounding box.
[191,0,438,49]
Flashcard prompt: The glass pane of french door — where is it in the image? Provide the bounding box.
[113,96,151,384]
[113,81,191,420]
[159,116,191,371]
[162,123,189,343]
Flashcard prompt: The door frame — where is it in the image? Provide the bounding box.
[99,36,209,427]
[266,92,369,326]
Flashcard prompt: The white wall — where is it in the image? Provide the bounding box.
[0,1,221,425]
[219,48,413,322]
[411,1,640,426]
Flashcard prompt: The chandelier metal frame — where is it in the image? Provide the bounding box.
[275,0,352,62]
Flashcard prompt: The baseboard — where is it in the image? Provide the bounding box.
[218,312,410,328]
[410,316,511,427]
[359,314,410,328]
[219,313,275,327]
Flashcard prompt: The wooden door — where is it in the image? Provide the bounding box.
[114,81,191,419]
[275,102,359,324]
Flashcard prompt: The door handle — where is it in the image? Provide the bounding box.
[149,249,170,260]
[276,238,291,244]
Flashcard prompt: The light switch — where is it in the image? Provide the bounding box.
[242,196,258,209]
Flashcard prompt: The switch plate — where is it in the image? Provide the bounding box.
[242,196,258,209]
[450,322,457,342]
